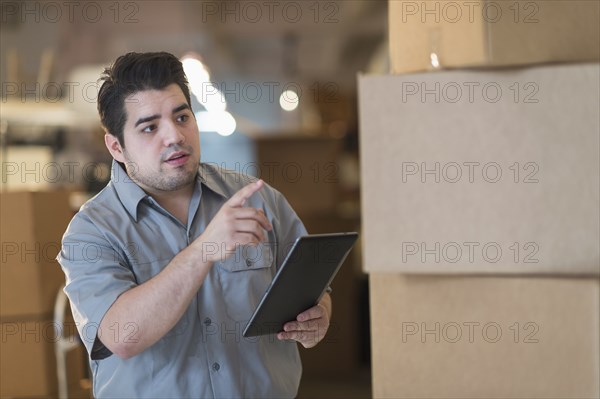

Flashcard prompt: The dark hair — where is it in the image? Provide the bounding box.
[97,52,192,147]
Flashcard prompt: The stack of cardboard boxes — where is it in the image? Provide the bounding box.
[360,1,599,397]
[1,191,89,398]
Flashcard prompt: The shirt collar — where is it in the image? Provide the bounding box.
[197,163,229,200]
[111,161,229,222]
[110,161,148,222]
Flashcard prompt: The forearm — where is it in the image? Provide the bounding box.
[99,241,211,359]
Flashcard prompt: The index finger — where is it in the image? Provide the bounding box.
[227,179,265,208]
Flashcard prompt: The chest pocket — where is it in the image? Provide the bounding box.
[216,243,275,321]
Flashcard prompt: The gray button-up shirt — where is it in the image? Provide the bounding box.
[58,161,306,398]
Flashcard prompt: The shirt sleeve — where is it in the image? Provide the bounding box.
[57,213,137,360]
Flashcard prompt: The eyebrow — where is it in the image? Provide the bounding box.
[172,103,190,114]
[134,103,191,128]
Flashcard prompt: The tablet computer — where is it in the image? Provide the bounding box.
[242,232,359,337]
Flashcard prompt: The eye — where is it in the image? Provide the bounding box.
[176,114,189,123]
[141,124,156,133]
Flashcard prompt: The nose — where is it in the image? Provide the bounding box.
[162,120,185,147]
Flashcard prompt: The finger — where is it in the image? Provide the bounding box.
[232,208,272,231]
[233,221,266,241]
[277,332,288,341]
[297,304,325,322]
[283,320,320,332]
[278,330,320,348]
[227,180,264,208]
[277,330,311,342]
[234,208,265,219]
[233,232,262,246]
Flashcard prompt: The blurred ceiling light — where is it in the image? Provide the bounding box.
[279,89,299,112]
[201,83,227,113]
[182,58,209,86]
[181,56,227,113]
[195,111,237,137]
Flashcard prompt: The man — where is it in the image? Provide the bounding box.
[58,52,332,398]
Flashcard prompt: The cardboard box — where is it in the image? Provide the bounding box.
[0,146,54,191]
[0,317,89,398]
[254,134,342,214]
[358,64,600,274]
[1,191,73,317]
[369,273,600,398]
[390,0,600,74]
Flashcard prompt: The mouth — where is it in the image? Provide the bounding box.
[164,151,190,166]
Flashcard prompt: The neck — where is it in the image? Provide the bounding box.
[144,182,195,226]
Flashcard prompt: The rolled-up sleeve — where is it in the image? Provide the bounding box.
[57,213,137,360]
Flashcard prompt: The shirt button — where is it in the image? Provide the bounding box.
[245,259,253,267]
[204,317,211,326]
[212,362,220,372]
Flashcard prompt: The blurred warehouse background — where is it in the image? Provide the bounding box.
[1,1,599,398]
[1,1,385,397]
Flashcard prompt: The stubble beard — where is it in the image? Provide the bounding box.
[123,152,198,192]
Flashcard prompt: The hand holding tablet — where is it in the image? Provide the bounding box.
[242,232,359,338]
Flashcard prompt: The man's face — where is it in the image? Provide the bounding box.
[106,83,200,194]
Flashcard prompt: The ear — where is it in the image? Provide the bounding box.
[104,133,126,163]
